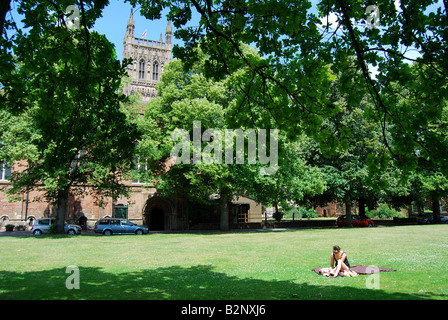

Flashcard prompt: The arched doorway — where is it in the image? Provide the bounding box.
[149,207,165,231]
[78,216,87,230]
[143,196,174,231]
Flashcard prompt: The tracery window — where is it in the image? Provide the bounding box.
[153,62,159,81]
[139,59,145,79]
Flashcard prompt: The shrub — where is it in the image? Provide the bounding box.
[273,211,284,222]
[284,207,300,219]
[299,207,317,219]
[5,224,14,231]
[367,204,401,219]
[48,223,58,234]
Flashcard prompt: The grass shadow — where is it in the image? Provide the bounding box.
[0,264,444,300]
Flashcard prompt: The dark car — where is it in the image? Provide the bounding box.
[423,215,448,224]
[94,218,148,235]
[336,215,374,227]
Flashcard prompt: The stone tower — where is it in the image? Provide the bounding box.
[122,10,172,103]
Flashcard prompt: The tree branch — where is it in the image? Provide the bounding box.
[189,0,327,117]
[336,0,397,157]
[0,0,10,36]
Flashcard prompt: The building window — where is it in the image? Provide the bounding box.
[0,162,11,181]
[139,59,145,79]
[232,204,250,223]
[114,204,128,219]
[153,62,159,81]
[132,158,149,184]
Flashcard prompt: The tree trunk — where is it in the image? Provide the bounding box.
[220,192,230,231]
[431,194,441,224]
[358,198,366,218]
[56,189,69,234]
[345,197,353,228]
[274,201,280,222]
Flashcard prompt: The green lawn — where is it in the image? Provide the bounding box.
[0,225,447,300]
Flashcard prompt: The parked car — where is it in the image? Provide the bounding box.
[423,215,448,224]
[94,218,148,235]
[336,215,375,227]
[31,218,81,235]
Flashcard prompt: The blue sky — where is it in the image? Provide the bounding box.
[92,0,187,61]
[8,0,193,62]
[8,0,444,64]
[94,0,441,63]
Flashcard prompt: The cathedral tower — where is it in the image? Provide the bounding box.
[122,10,172,104]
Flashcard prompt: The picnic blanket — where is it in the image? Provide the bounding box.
[313,265,396,276]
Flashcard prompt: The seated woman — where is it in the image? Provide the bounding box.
[325,245,358,277]
[330,245,350,277]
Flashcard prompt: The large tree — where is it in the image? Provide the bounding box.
[299,74,403,226]
[135,52,252,230]
[2,0,447,229]
[411,159,448,223]
[0,0,140,233]
[136,47,305,230]
[127,0,448,176]
[251,137,326,218]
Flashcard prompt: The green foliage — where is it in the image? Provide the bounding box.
[48,223,58,235]
[3,0,448,230]
[135,49,264,230]
[127,0,448,180]
[127,0,448,216]
[252,137,326,211]
[298,207,318,219]
[272,210,284,222]
[366,204,402,219]
[299,78,393,210]
[284,206,317,219]
[1,0,141,232]
[411,159,448,199]
[283,207,299,219]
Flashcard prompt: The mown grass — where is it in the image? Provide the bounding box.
[0,225,447,300]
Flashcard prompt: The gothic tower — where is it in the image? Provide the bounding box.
[122,10,172,104]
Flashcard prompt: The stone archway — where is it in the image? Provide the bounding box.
[143,196,174,231]
[149,206,164,230]
[78,216,87,230]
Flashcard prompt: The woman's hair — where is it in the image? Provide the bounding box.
[333,245,341,252]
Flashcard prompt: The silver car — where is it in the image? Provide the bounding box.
[31,218,81,235]
[94,218,148,235]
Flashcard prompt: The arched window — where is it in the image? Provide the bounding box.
[139,59,145,79]
[152,62,159,81]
